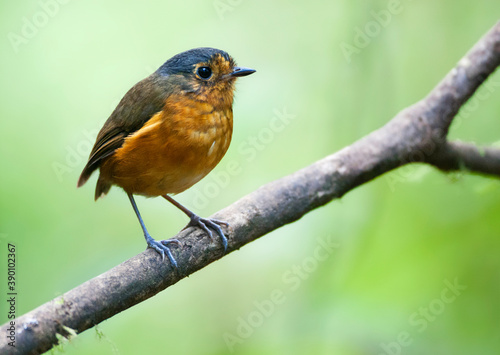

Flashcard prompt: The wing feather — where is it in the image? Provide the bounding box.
[77,73,171,187]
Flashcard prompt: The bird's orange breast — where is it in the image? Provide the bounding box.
[99,94,233,196]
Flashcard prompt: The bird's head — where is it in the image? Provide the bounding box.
[156,47,255,107]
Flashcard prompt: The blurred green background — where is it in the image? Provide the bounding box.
[1,0,500,354]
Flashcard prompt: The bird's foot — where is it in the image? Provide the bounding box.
[145,235,181,268]
[185,215,229,252]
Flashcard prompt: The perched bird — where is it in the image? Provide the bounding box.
[78,47,255,267]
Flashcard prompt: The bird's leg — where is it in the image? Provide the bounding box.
[162,195,229,252]
[128,193,180,267]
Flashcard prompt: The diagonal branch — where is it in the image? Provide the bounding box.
[1,21,500,355]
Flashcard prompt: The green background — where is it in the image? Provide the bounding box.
[1,0,500,354]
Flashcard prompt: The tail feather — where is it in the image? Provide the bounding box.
[95,176,112,201]
[77,170,91,188]
[77,161,98,188]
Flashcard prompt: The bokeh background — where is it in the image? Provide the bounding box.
[1,0,500,354]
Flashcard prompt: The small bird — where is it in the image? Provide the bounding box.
[78,47,255,267]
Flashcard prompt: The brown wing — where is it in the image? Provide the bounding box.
[77,73,172,187]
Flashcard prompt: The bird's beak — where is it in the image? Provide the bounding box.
[231,66,256,77]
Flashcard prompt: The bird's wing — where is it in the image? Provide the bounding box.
[77,74,170,187]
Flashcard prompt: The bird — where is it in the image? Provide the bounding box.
[77,47,255,268]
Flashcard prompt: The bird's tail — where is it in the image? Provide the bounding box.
[94,176,112,201]
[77,169,91,188]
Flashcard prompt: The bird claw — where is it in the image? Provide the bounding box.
[161,238,181,247]
[146,235,180,268]
[185,215,229,252]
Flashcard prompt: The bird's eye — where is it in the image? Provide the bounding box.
[197,66,212,79]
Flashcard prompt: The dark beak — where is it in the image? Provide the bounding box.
[231,66,256,77]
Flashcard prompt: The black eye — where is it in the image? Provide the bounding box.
[197,66,212,79]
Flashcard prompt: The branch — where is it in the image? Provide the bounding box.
[2,21,500,355]
[428,140,500,175]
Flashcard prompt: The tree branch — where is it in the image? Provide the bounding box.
[427,140,500,175]
[2,21,500,355]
